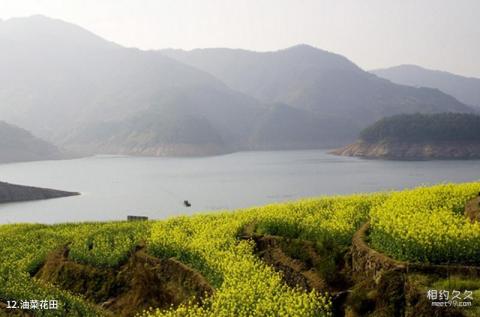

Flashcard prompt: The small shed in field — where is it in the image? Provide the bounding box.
[127,215,148,221]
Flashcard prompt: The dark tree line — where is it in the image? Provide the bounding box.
[360,113,480,143]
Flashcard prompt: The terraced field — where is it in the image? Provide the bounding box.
[1,183,480,316]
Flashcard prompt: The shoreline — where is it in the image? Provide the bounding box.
[0,181,79,204]
[331,140,480,161]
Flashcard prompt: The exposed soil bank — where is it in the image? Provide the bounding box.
[242,223,480,317]
[0,181,78,203]
[34,246,213,317]
[331,141,480,160]
[465,195,480,223]
[351,222,480,279]
[345,222,480,317]
[66,143,233,158]
[246,234,350,293]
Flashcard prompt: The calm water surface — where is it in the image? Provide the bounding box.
[1,150,479,224]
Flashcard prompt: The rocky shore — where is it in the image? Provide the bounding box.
[331,141,480,160]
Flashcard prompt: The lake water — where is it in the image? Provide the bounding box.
[1,150,480,224]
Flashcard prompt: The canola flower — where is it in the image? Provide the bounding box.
[4,183,478,316]
[369,183,480,264]
[144,194,384,317]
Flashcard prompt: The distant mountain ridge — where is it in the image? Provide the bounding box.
[371,65,480,108]
[162,46,472,140]
[162,45,363,105]
[0,121,64,163]
[0,16,474,157]
[0,15,231,141]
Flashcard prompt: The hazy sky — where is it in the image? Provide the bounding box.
[1,0,479,77]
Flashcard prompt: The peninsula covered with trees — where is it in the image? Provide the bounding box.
[332,113,480,160]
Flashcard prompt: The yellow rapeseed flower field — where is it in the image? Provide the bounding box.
[369,183,480,264]
[1,182,478,316]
